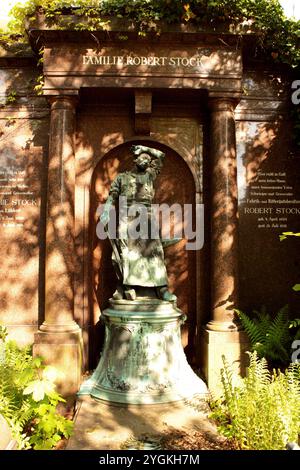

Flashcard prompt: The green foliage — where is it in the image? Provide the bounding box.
[34,74,44,95]
[6,90,17,104]
[1,2,299,141]
[211,352,300,450]
[0,326,73,449]
[235,306,300,366]
[3,0,300,68]
[279,231,300,242]
[0,325,8,341]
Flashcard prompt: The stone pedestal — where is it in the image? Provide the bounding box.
[201,328,249,397]
[79,299,208,404]
[34,330,83,396]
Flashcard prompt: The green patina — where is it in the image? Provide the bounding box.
[100,145,177,302]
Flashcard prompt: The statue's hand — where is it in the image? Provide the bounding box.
[100,210,110,227]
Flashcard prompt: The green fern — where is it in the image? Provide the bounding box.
[264,306,290,362]
[245,351,270,388]
[235,309,266,346]
[220,355,236,414]
[287,362,300,387]
[235,306,300,366]
[213,352,300,450]
[255,307,272,335]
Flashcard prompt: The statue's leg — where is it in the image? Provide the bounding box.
[158,286,177,303]
[124,286,137,301]
[112,283,124,300]
[111,255,124,299]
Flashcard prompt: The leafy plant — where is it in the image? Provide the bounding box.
[2,1,300,68]
[5,90,17,104]
[211,352,300,450]
[1,1,299,143]
[34,74,44,95]
[235,306,300,366]
[279,231,300,242]
[0,326,73,449]
[0,325,8,341]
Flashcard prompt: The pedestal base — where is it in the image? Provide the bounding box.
[201,328,250,397]
[34,328,83,396]
[79,299,208,404]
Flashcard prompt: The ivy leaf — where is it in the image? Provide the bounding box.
[39,415,57,434]
[182,4,196,22]
[279,231,300,241]
[23,379,55,401]
[31,436,59,450]
[293,284,300,292]
[62,420,74,437]
[36,403,51,416]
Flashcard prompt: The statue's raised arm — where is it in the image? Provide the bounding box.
[131,145,165,180]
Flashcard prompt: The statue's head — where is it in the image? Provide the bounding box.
[134,152,152,170]
[131,145,165,171]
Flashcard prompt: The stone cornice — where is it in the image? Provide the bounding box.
[25,13,257,51]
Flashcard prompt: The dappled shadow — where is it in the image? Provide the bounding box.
[0,94,49,345]
[237,118,300,316]
[207,103,240,326]
[69,394,220,450]
[72,296,209,449]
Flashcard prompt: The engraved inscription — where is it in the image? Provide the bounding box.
[0,165,37,228]
[243,170,300,230]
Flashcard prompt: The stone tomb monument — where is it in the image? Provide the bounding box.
[79,145,208,404]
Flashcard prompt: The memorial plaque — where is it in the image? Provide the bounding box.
[42,43,242,94]
[44,45,242,77]
[237,121,300,315]
[0,152,38,229]
[0,117,46,344]
[242,169,300,231]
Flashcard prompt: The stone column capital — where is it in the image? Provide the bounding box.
[208,96,240,113]
[47,95,78,110]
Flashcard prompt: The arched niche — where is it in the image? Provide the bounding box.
[89,140,197,362]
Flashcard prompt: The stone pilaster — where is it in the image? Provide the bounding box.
[208,98,239,331]
[34,96,83,396]
[202,96,249,396]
